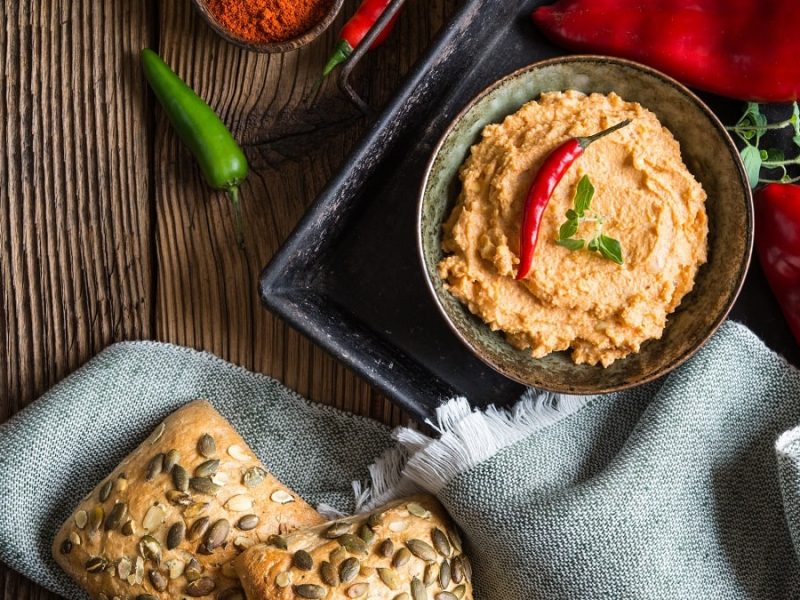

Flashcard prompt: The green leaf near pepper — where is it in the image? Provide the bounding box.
[728,101,800,187]
[597,234,624,265]
[556,238,585,251]
[573,175,594,215]
[741,145,763,188]
[555,175,624,265]
[792,102,800,134]
[558,218,579,240]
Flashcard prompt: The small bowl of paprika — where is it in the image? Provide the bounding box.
[193,0,344,53]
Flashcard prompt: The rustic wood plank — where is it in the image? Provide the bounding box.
[0,1,153,598]
[154,0,454,428]
[1,0,454,596]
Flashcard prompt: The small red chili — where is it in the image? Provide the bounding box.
[516,119,631,280]
[322,0,400,78]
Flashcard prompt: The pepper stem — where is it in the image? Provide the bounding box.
[578,119,632,149]
[227,186,244,249]
[322,40,354,78]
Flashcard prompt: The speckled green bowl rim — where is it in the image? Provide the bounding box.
[416,54,753,394]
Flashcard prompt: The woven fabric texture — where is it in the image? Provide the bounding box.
[1,322,799,599]
[439,322,800,599]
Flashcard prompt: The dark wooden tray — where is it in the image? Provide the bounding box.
[260,0,800,422]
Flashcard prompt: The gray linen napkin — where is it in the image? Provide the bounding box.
[424,322,800,598]
[1,321,799,599]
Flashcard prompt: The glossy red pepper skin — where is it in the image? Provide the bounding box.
[755,184,800,345]
[532,0,800,102]
[516,138,583,280]
[322,0,399,77]
[516,120,630,280]
[341,0,396,49]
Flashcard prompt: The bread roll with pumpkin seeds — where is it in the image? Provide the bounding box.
[52,400,324,600]
[235,495,473,600]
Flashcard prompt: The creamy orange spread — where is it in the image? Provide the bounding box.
[438,91,708,367]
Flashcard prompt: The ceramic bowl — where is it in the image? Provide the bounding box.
[418,55,753,394]
[192,0,344,53]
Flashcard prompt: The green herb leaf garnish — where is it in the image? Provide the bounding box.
[741,145,762,188]
[727,101,800,186]
[555,175,624,265]
[558,218,579,240]
[573,175,594,216]
[556,238,585,251]
[598,234,624,265]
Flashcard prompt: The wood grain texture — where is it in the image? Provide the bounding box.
[153,0,455,427]
[1,0,453,597]
[0,1,154,598]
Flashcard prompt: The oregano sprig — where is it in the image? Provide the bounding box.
[727,101,800,187]
[556,175,624,265]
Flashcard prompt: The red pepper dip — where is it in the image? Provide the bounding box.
[207,0,335,44]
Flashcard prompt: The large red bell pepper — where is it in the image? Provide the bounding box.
[755,184,800,346]
[532,0,800,102]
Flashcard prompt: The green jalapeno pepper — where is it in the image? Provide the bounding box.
[140,48,249,246]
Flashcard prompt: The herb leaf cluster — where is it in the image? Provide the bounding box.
[556,175,624,265]
[728,102,800,188]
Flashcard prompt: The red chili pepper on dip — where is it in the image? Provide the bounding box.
[755,183,800,346]
[516,119,631,280]
[322,0,399,78]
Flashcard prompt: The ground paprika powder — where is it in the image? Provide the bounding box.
[207,0,334,44]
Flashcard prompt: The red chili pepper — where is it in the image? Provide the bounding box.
[531,0,800,102]
[322,0,399,78]
[755,184,800,345]
[516,120,630,280]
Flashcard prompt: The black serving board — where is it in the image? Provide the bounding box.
[261,0,800,422]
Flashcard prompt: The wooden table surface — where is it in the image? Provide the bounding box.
[0,1,456,597]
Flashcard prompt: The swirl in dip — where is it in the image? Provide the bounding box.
[438,91,708,367]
